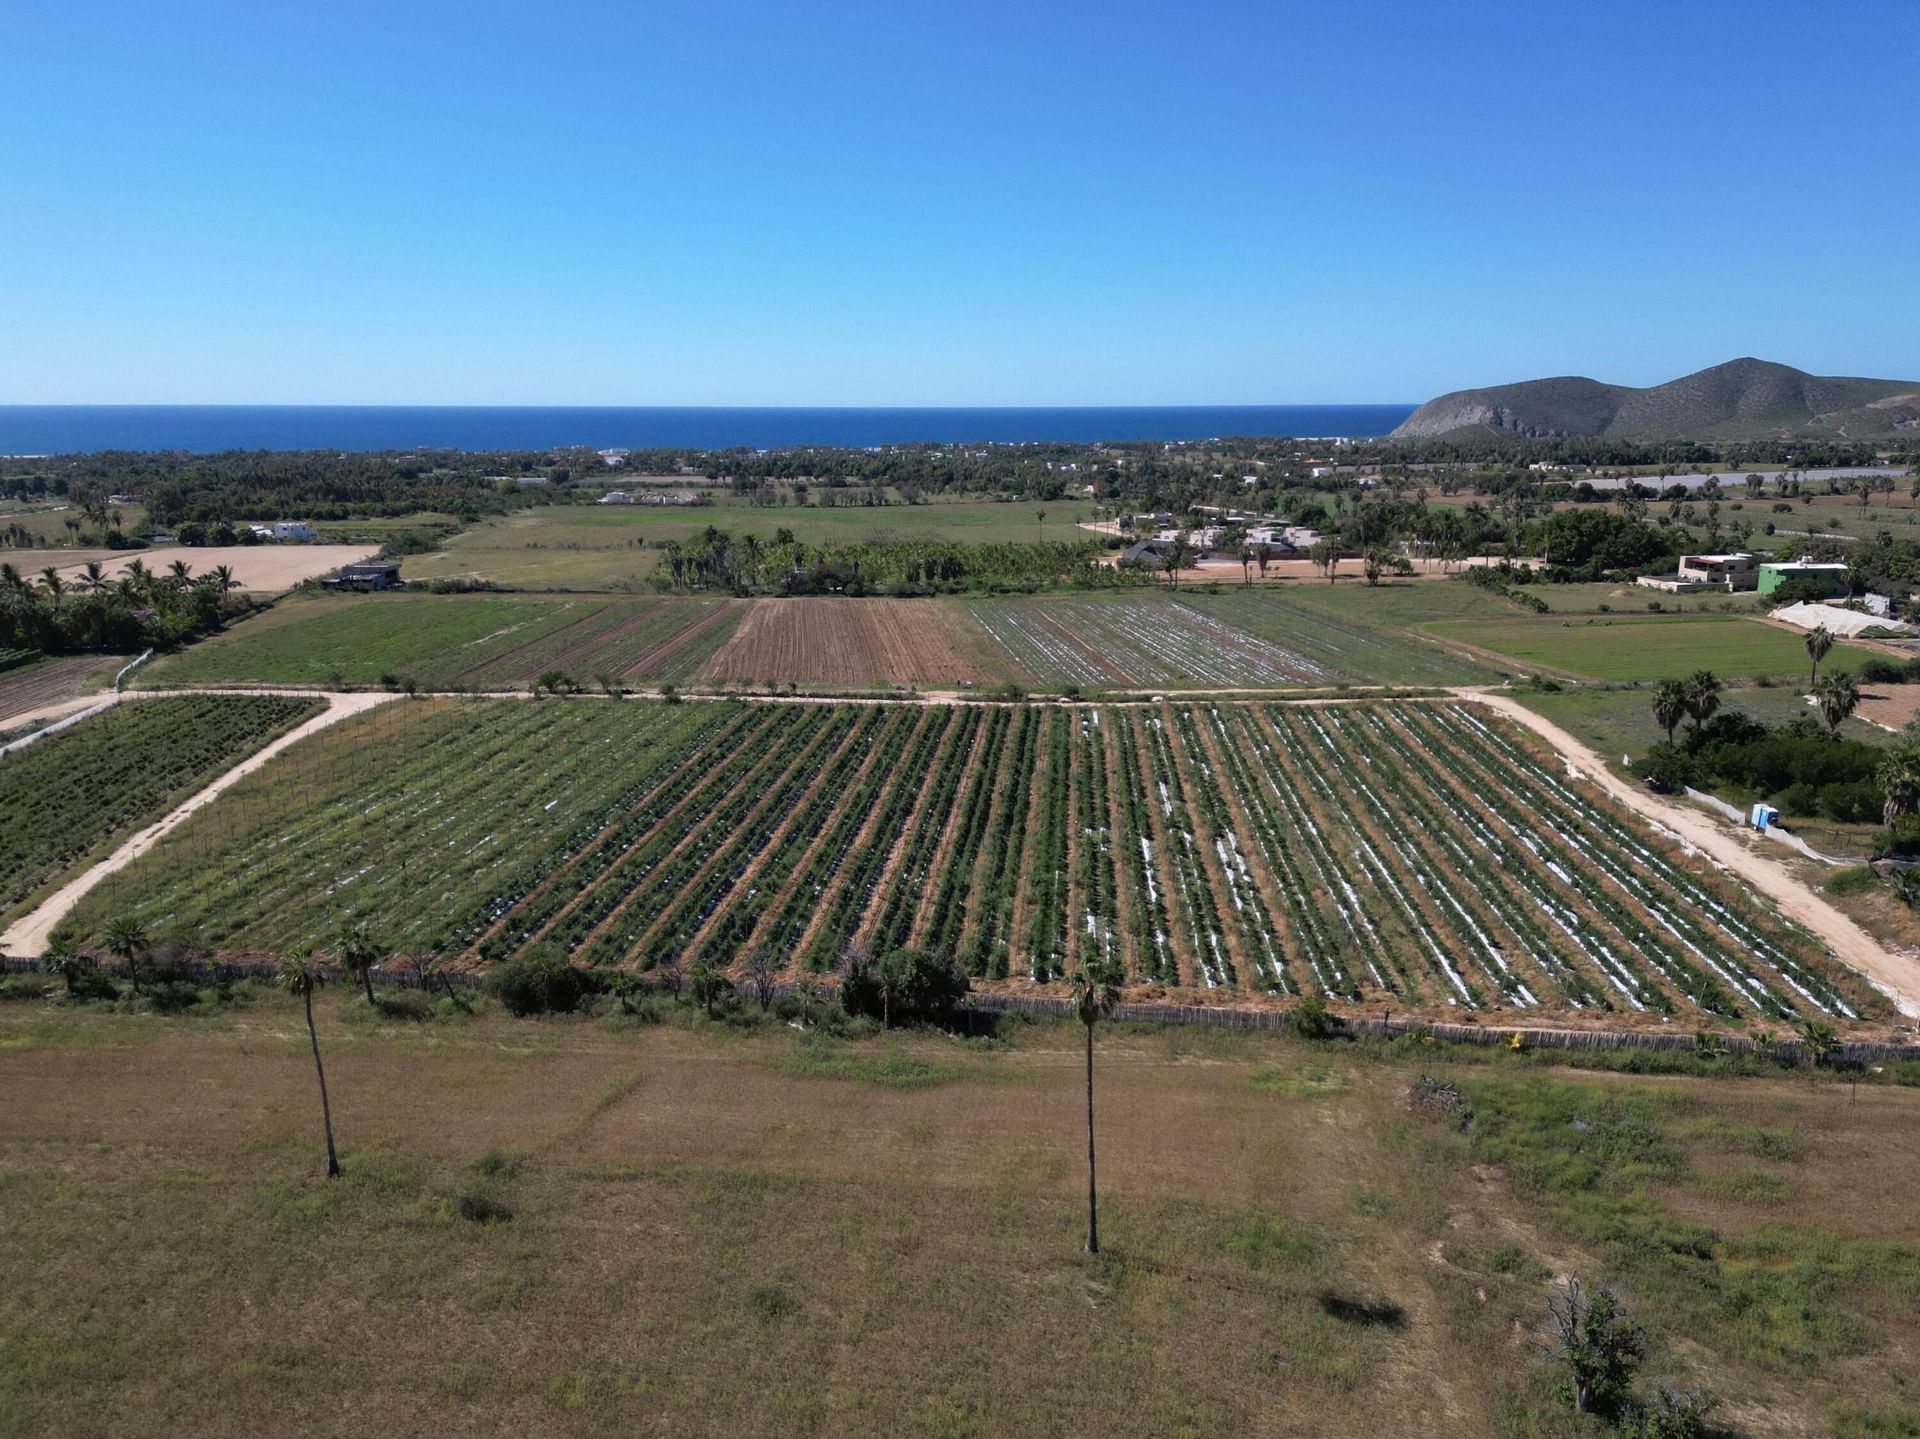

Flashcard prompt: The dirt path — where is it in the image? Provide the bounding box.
[1462,688,1920,1018]
[0,692,398,957]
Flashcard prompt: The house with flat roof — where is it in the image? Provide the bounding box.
[1758,561,1849,597]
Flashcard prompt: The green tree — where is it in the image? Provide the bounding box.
[103,915,149,995]
[1680,670,1721,742]
[1545,1280,1644,1420]
[1650,679,1687,746]
[278,950,342,1179]
[688,959,734,1017]
[1804,624,1834,688]
[1066,955,1123,1254]
[336,922,381,1005]
[1877,736,1920,826]
[42,934,86,997]
[1813,671,1860,736]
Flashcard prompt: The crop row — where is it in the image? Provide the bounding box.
[75,697,1868,1023]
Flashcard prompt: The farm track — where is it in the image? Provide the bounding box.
[18,681,1907,1027]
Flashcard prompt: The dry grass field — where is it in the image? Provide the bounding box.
[1,999,1916,1438]
[50,544,380,592]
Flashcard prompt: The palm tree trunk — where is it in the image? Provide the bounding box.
[1084,1021,1099,1255]
[305,987,343,1178]
[361,968,375,1006]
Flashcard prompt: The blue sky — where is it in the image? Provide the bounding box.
[3,0,1915,405]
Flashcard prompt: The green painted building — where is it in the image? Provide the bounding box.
[1758,561,1848,597]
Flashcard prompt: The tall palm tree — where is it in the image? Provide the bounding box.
[167,559,193,590]
[210,564,237,599]
[1804,625,1834,688]
[80,560,106,593]
[1813,671,1860,736]
[1651,679,1687,746]
[103,916,149,995]
[1066,955,1124,1255]
[278,951,342,1179]
[1681,670,1722,742]
[37,567,65,614]
[336,922,380,1005]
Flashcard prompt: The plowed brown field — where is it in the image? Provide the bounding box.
[698,598,1015,689]
[0,656,121,727]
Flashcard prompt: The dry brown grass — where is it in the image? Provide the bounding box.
[1,1000,1916,1438]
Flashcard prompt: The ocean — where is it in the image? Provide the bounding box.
[0,404,1415,455]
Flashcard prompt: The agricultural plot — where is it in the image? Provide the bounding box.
[968,595,1353,687]
[0,694,321,920]
[142,593,740,689]
[698,598,1018,689]
[0,654,121,728]
[1423,613,1867,683]
[70,696,1874,1027]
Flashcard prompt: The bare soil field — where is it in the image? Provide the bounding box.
[0,655,121,728]
[1854,683,1920,732]
[699,598,1016,689]
[50,544,378,592]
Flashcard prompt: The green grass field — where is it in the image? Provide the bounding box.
[1424,613,1869,683]
[1516,682,1890,764]
[1,999,1915,1438]
[403,498,1101,589]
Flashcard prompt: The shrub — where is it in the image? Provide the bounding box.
[455,1187,512,1224]
[486,950,601,1016]
[1290,991,1336,1039]
[1824,866,1879,897]
[840,946,969,1026]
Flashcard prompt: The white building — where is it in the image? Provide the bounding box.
[598,491,636,505]
[271,521,317,542]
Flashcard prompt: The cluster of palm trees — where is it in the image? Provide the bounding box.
[0,555,240,652]
[1650,672,1724,747]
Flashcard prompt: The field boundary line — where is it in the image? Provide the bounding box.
[0,692,399,957]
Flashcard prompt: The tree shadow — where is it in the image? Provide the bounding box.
[1317,1292,1408,1329]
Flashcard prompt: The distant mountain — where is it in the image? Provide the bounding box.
[1391,358,1920,441]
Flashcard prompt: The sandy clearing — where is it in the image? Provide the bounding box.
[1463,687,1920,1019]
[48,544,379,592]
[0,691,398,957]
[1855,685,1920,733]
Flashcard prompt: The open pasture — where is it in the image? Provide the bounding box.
[1424,612,1869,682]
[403,498,1100,590]
[70,696,1869,1027]
[9,1005,1916,1438]
[0,694,320,921]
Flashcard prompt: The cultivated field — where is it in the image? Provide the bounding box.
[2,1003,1916,1438]
[0,694,321,922]
[1424,613,1869,682]
[699,598,1018,689]
[68,696,1870,1027]
[50,544,379,592]
[142,594,741,689]
[0,654,121,729]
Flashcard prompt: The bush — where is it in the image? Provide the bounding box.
[486,950,602,1016]
[1824,866,1880,897]
[840,946,969,1027]
[1290,991,1336,1039]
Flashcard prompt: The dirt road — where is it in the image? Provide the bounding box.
[1463,688,1920,1018]
[0,691,397,957]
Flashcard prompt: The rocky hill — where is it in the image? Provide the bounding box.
[1392,358,1920,441]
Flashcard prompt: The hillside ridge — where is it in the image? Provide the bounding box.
[1393,357,1920,441]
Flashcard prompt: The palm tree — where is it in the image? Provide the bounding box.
[1813,671,1860,736]
[210,564,237,599]
[37,567,64,614]
[1681,670,1721,742]
[278,951,342,1178]
[336,922,380,1005]
[167,559,193,590]
[1878,737,1920,827]
[1650,679,1687,746]
[43,934,86,997]
[80,560,106,593]
[1804,625,1834,688]
[103,915,149,995]
[1066,955,1124,1255]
